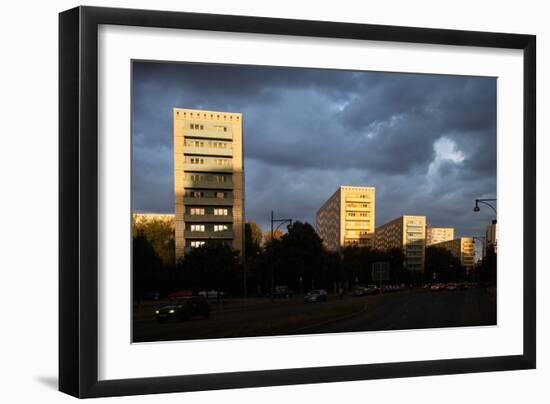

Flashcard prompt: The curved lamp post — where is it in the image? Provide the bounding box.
[473,198,497,223]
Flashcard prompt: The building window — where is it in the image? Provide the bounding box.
[190,174,204,182]
[214,225,228,232]
[189,157,204,165]
[190,225,205,232]
[190,241,205,248]
[190,208,205,215]
[189,191,204,198]
[215,175,228,183]
[214,208,228,216]
[215,192,226,199]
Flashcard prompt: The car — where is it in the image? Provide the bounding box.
[352,285,368,296]
[430,284,440,292]
[365,284,379,294]
[273,285,293,298]
[446,283,458,291]
[304,289,328,303]
[154,296,210,322]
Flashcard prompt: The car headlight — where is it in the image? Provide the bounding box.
[169,309,175,314]
[154,310,159,314]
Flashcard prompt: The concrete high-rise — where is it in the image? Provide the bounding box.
[484,221,498,258]
[426,226,454,246]
[173,108,244,260]
[316,186,375,251]
[374,215,426,272]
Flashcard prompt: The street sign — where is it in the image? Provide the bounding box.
[372,261,390,281]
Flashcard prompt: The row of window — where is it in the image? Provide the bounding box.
[346,203,371,208]
[189,224,229,232]
[188,174,229,183]
[187,191,229,199]
[189,123,229,132]
[187,140,231,149]
[187,157,231,166]
[189,208,229,216]
[347,212,371,217]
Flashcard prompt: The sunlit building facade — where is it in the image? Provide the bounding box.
[433,237,475,270]
[426,226,454,246]
[484,221,498,258]
[316,186,375,251]
[374,215,426,272]
[173,108,244,260]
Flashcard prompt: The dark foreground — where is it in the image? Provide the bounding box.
[133,287,496,343]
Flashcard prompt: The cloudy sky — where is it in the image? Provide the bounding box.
[132,61,497,240]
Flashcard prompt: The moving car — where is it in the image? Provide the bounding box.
[154,296,210,322]
[446,283,458,291]
[304,289,328,303]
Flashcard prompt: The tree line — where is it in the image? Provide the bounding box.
[133,219,496,299]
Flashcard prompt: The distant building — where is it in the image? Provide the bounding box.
[432,237,475,270]
[374,215,426,272]
[316,186,375,251]
[173,108,244,260]
[426,226,454,246]
[484,221,498,257]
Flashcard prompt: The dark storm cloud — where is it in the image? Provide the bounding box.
[132,61,497,241]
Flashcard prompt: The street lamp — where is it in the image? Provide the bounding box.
[269,211,293,296]
[473,198,497,219]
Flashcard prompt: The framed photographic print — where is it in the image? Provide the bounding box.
[59,6,536,398]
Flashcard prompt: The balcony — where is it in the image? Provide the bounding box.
[183,179,233,189]
[184,214,233,222]
[184,145,233,157]
[183,162,233,173]
[184,230,233,239]
[184,129,233,140]
[183,197,233,206]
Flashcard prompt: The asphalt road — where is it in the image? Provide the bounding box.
[302,287,496,334]
[132,287,496,343]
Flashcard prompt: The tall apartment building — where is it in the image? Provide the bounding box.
[316,186,375,251]
[173,108,244,260]
[426,226,454,246]
[432,237,475,270]
[484,221,498,257]
[374,215,426,271]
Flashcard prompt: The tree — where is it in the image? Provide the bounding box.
[133,217,175,267]
[425,246,462,283]
[263,228,284,244]
[178,242,241,296]
[133,234,163,301]
[245,221,263,259]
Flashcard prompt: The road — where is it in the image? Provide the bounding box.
[132,287,496,343]
[302,287,496,334]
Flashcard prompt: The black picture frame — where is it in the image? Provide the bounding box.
[59,5,536,398]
